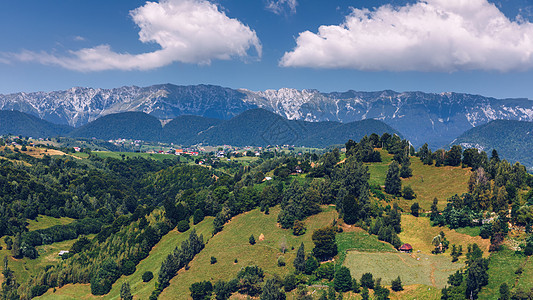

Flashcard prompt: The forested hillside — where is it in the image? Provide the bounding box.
[0,133,531,300]
[452,119,533,170]
[0,110,72,138]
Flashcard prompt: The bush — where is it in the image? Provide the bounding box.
[334,266,352,292]
[315,262,334,280]
[284,274,297,292]
[121,260,136,276]
[411,202,420,217]
[391,276,403,291]
[277,256,286,267]
[211,256,217,264]
[249,234,256,245]
[31,285,49,298]
[402,186,416,200]
[360,273,374,289]
[304,256,319,275]
[292,220,306,236]
[142,271,154,282]
[177,220,190,232]
[193,209,204,225]
[190,281,213,300]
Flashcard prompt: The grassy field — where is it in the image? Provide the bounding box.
[454,226,481,237]
[159,206,338,299]
[478,247,531,300]
[365,149,471,211]
[336,229,396,267]
[343,251,462,288]
[0,235,95,288]
[27,215,75,231]
[398,215,490,255]
[365,149,393,186]
[401,160,471,210]
[38,218,214,300]
[88,151,184,162]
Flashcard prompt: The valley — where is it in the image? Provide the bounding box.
[0,133,531,300]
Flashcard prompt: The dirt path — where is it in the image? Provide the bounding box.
[430,262,437,287]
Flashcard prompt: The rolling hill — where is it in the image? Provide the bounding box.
[69,109,401,147]
[451,119,533,170]
[69,111,162,141]
[0,110,72,138]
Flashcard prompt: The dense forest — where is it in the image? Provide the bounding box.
[0,133,532,299]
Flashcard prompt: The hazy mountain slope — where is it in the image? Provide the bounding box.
[69,112,162,141]
[161,115,223,143]
[452,120,533,169]
[1,84,532,148]
[0,110,72,137]
[299,119,401,148]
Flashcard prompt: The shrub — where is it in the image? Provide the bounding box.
[211,256,217,264]
[193,209,204,225]
[315,262,334,280]
[142,271,154,282]
[411,202,420,217]
[334,266,352,292]
[360,273,374,289]
[304,256,319,275]
[391,276,403,291]
[190,281,213,300]
[31,285,49,298]
[177,220,190,232]
[284,274,297,292]
[402,186,416,200]
[292,220,306,236]
[121,260,136,276]
[277,256,286,267]
[249,234,256,245]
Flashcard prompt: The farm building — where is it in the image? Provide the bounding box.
[399,243,413,253]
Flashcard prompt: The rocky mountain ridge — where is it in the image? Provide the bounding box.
[1,84,532,148]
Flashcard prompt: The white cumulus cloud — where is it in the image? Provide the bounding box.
[7,0,261,71]
[280,0,533,72]
[266,0,298,15]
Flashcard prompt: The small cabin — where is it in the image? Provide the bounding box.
[399,243,413,253]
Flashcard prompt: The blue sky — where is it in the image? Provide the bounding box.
[2,0,533,100]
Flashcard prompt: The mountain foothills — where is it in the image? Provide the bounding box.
[0,133,532,300]
[0,110,72,138]
[1,84,532,148]
[452,120,533,171]
[1,108,400,148]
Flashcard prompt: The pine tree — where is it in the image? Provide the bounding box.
[391,276,403,291]
[384,161,401,196]
[11,233,21,259]
[499,283,510,300]
[249,234,256,245]
[410,202,420,217]
[342,194,359,225]
[260,278,286,300]
[1,256,20,300]
[120,282,133,300]
[334,266,352,292]
[294,243,306,273]
[399,157,412,178]
[430,198,440,222]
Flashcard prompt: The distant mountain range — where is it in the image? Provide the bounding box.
[1,84,532,148]
[452,120,533,170]
[70,109,400,147]
[0,109,400,147]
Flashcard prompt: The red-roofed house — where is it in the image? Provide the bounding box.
[399,243,413,253]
